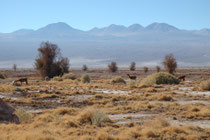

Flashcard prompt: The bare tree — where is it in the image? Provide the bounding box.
[82,65,88,71]
[162,53,177,74]
[156,66,161,72]
[35,41,69,78]
[13,64,17,71]
[143,67,149,73]
[129,62,136,71]
[108,62,118,72]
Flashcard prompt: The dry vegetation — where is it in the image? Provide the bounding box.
[0,68,210,139]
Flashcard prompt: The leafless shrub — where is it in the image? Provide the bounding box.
[13,64,17,71]
[82,65,88,71]
[130,62,136,71]
[162,53,177,74]
[34,41,69,78]
[144,67,149,73]
[108,62,118,72]
[156,66,160,72]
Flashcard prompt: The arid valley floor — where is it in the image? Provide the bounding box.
[0,68,210,140]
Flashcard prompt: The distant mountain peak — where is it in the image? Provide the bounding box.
[128,24,144,31]
[37,22,74,32]
[146,22,178,32]
[105,24,127,31]
[45,22,71,28]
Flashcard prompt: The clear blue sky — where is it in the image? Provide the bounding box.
[1,0,210,33]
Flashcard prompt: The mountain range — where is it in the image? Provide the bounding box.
[0,22,210,68]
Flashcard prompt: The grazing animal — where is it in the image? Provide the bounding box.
[127,74,137,80]
[178,75,185,81]
[13,78,28,86]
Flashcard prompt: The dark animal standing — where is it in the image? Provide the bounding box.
[178,75,185,81]
[127,74,137,80]
[13,78,28,86]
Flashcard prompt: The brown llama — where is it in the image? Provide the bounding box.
[178,75,185,81]
[13,78,28,86]
[127,74,137,80]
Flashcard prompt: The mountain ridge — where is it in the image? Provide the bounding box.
[8,22,210,34]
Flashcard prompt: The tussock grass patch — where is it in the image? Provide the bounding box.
[62,73,77,80]
[200,79,210,91]
[53,76,63,81]
[158,94,174,101]
[15,108,33,123]
[81,74,91,83]
[111,77,126,84]
[77,108,111,126]
[140,72,179,87]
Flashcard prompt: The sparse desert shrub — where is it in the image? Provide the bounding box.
[78,109,111,126]
[0,72,5,79]
[156,66,161,72]
[35,41,69,78]
[158,94,174,101]
[200,79,210,91]
[108,62,118,72]
[53,76,63,81]
[140,72,179,86]
[130,62,136,71]
[14,108,33,123]
[82,65,88,71]
[81,74,91,83]
[111,77,126,84]
[162,53,177,74]
[63,73,76,80]
[144,67,149,73]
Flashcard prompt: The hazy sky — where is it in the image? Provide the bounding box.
[1,0,210,33]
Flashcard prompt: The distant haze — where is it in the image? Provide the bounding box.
[0,22,210,68]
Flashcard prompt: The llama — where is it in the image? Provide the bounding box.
[127,74,136,80]
[178,75,185,81]
[12,78,28,86]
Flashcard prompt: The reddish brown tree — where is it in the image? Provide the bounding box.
[129,62,136,71]
[162,53,177,74]
[108,62,118,72]
[35,41,69,78]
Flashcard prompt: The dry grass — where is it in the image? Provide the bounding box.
[77,108,111,126]
[0,69,210,139]
[158,94,174,101]
[53,76,63,81]
[140,72,179,87]
[200,79,210,91]
[14,108,33,123]
[111,77,126,84]
[62,73,77,80]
